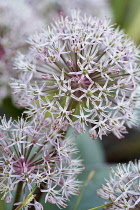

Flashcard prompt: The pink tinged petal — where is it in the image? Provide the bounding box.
[89,128,98,140]
[74,123,85,134]
[42,74,51,80]
[34,201,44,210]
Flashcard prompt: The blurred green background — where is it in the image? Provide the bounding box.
[111,0,140,44]
[102,0,140,163]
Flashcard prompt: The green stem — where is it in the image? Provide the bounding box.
[88,202,113,210]
[74,171,95,210]
[12,182,23,210]
[15,185,37,210]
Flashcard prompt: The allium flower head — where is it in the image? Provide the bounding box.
[0,115,83,208]
[97,161,140,210]
[0,0,44,103]
[11,11,140,139]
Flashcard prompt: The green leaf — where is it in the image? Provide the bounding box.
[0,200,5,210]
[40,164,112,210]
[3,127,106,210]
[40,127,108,210]
[2,165,113,210]
[66,126,105,165]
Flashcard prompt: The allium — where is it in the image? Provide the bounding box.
[0,115,83,208]
[11,11,140,139]
[0,0,44,103]
[97,161,140,210]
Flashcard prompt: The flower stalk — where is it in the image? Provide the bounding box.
[88,202,113,210]
[12,182,23,210]
[15,185,37,210]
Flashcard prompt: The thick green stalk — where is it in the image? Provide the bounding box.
[88,202,113,210]
[15,186,37,210]
[12,182,23,210]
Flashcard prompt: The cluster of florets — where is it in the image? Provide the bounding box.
[97,161,140,209]
[11,11,140,139]
[0,0,44,103]
[0,115,83,209]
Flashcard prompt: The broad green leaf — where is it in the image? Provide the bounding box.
[3,126,106,210]
[66,126,105,165]
[39,128,108,210]
[2,165,113,210]
[40,164,112,210]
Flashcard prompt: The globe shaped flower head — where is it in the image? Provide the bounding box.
[11,10,140,140]
[0,115,83,209]
[97,161,140,209]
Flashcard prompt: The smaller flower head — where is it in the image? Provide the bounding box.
[0,115,83,208]
[97,161,140,209]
